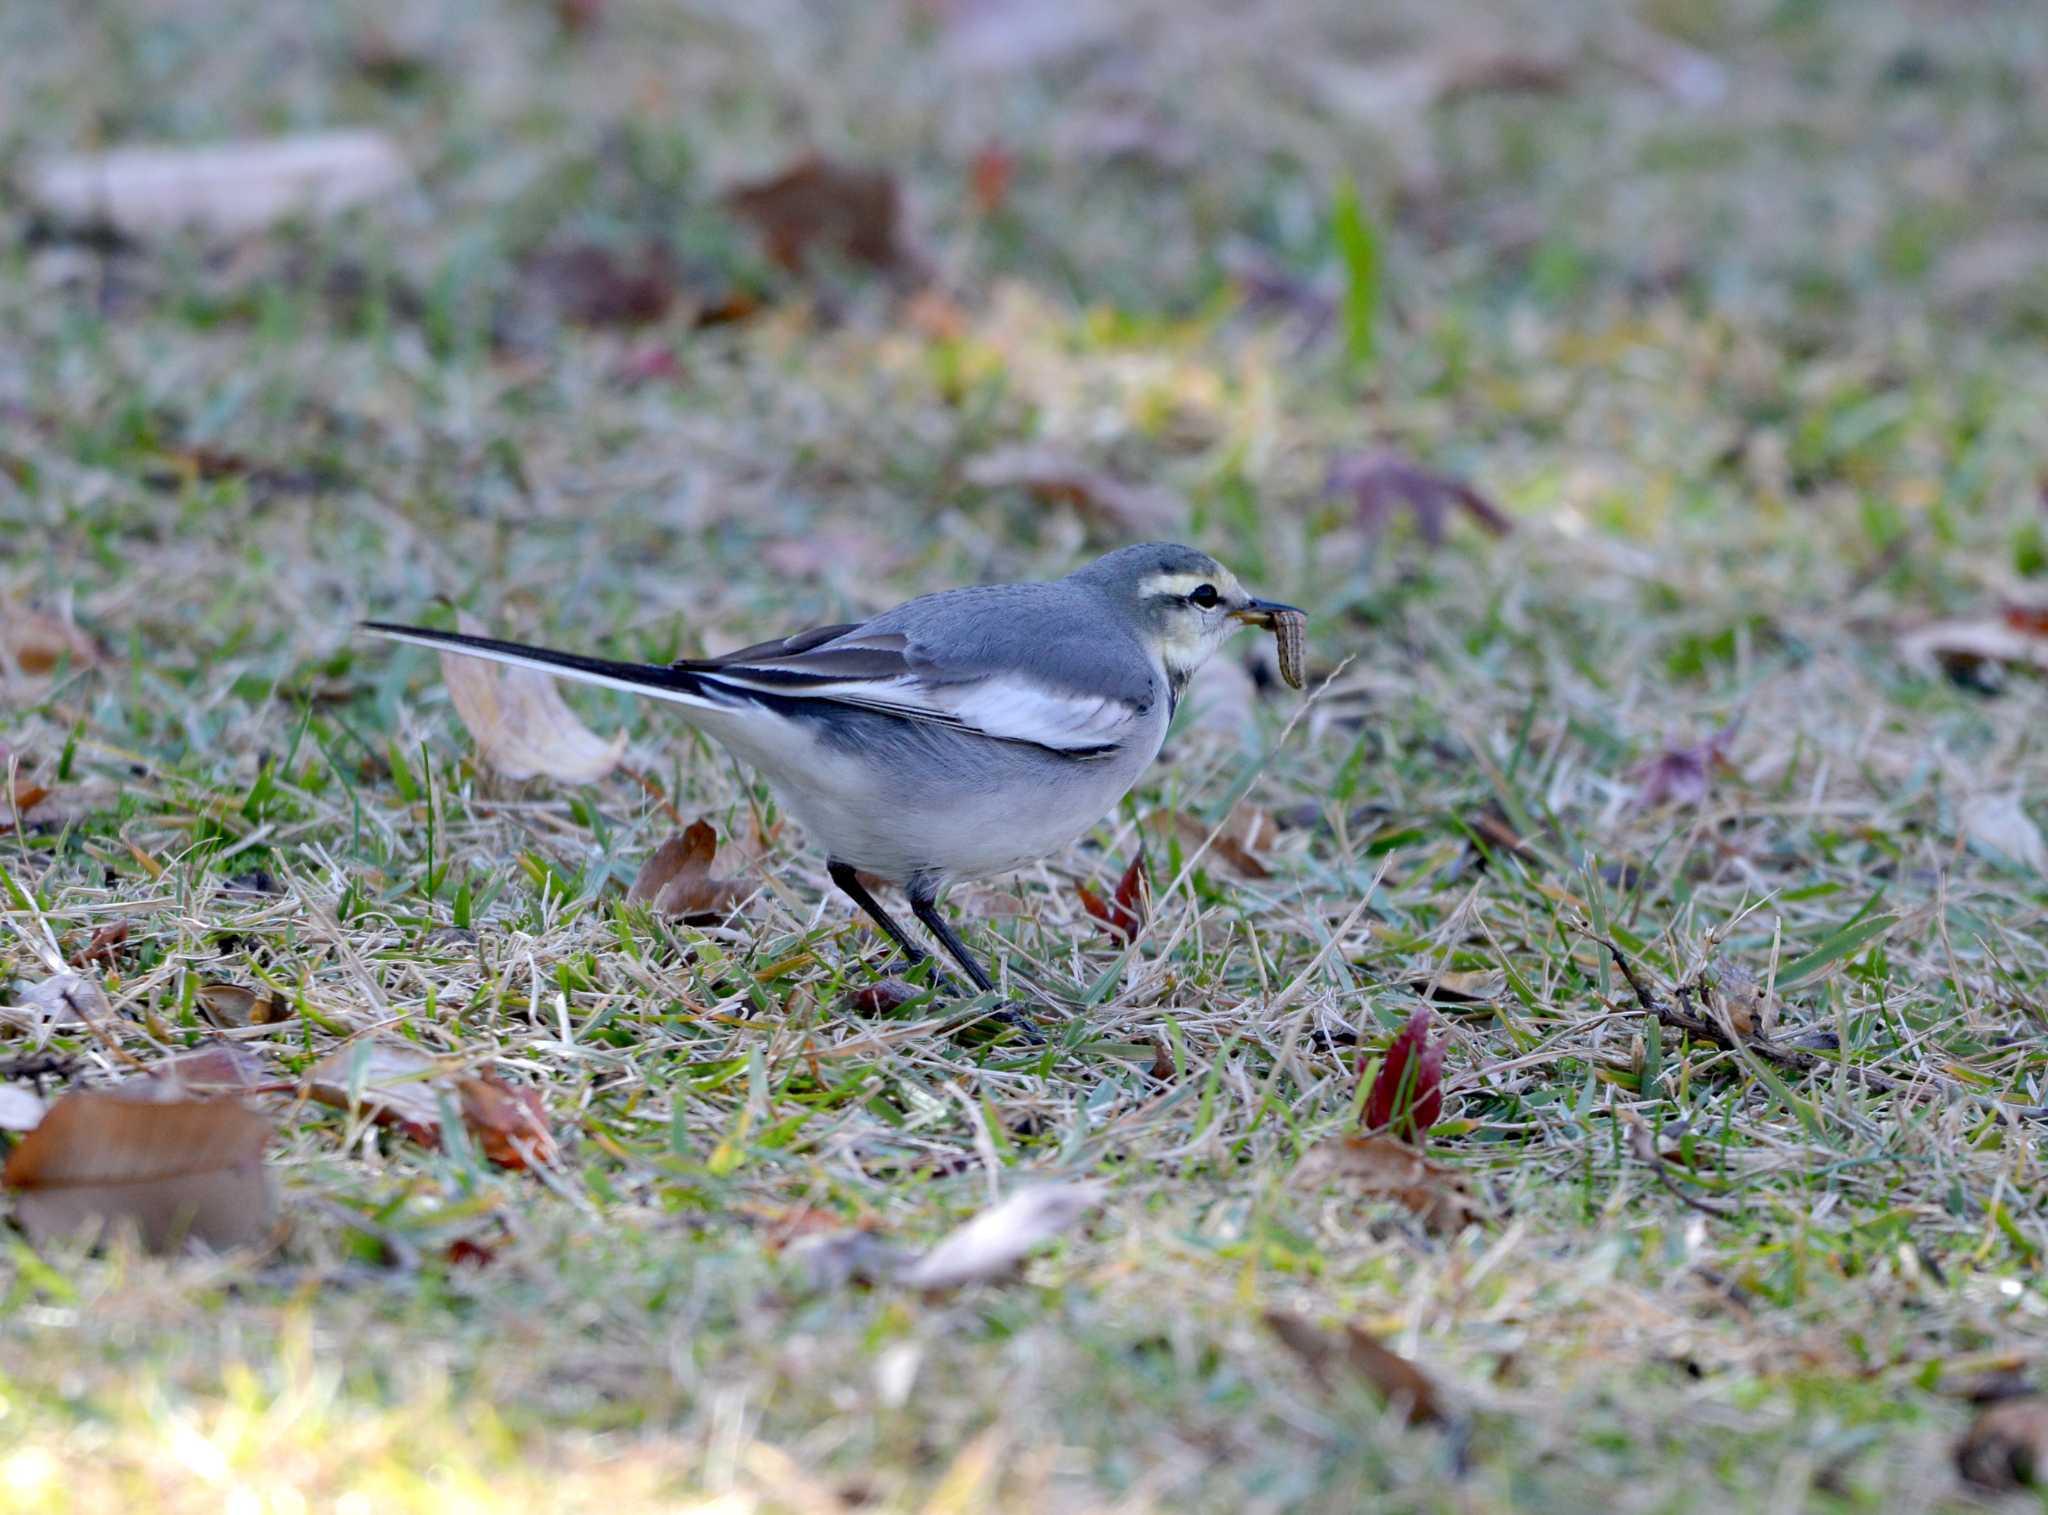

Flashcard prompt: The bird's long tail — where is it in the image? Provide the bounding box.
[359,622,736,711]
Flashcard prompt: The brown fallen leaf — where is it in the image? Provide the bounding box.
[2,972,111,1035]
[455,1073,556,1170]
[307,1041,445,1146]
[518,239,684,327]
[1299,1134,1483,1235]
[0,604,103,680]
[1956,1396,2048,1491]
[1899,609,2048,683]
[77,920,133,964]
[1328,451,1512,544]
[26,130,409,241]
[1075,853,1147,942]
[120,1045,268,1102]
[2,1091,275,1253]
[627,819,749,921]
[1262,1309,1447,1426]
[895,1182,1105,1290]
[1148,807,1277,880]
[849,977,925,1014]
[0,1083,48,1132]
[723,156,912,275]
[964,445,1183,535]
[195,981,290,1029]
[441,611,627,784]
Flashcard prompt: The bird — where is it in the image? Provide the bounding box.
[363,542,1303,1010]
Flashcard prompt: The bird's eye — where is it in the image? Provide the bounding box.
[1188,583,1220,608]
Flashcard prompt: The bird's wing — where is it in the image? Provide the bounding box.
[692,603,1157,757]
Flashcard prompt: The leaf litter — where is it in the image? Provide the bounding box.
[894,1182,1106,1291]
[1262,1310,1449,1427]
[306,1041,554,1169]
[1297,1135,1484,1236]
[627,819,751,921]
[440,612,627,784]
[3,1087,275,1253]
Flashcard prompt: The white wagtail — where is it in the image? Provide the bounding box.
[363,543,1304,1002]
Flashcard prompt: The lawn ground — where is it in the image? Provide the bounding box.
[3,1,2048,1510]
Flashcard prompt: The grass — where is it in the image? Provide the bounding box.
[4,0,2048,1509]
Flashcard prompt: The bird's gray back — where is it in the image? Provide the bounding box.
[853,579,1161,711]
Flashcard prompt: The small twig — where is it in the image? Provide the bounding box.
[1618,1105,1735,1218]
[1575,925,1946,1104]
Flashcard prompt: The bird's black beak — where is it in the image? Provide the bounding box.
[1228,597,1303,630]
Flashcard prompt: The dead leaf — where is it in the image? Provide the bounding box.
[849,978,925,1014]
[1411,970,1504,1005]
[441,611,627,784]
[1631,721,1739,810]
[1223,242,1337,347]
[307,1041,445,1146]
[0,604,103,680]
[77,920,133,964]
[26,130,408,241]
[1328,451,1511,544]
[964,445,1183,535]
[794,1228,908,1290]
[1361,1009,1445,1140]
[2,1091,275,1252]
[2,777,113,833]
[1075,853,1147,942]
[195,982,289,1029]
[1148,807,1277,880]
[627,819,749,921]
[445,1235,499,1268]
[1956,1397,2048,1491]
[895,1182,1105,1290]
[519,239,685,327]
[1300,1134,1483,1235]
[1262,1310,1446,1426]
[2,973,111,1034]
[723,156,912,275]
[0,1083,48,1132]
[1960,793,2047,875]
[968,144,1016,214]
[455,1073,557,1170]
[120,1045,267,1102]
[1899,610,2048,683]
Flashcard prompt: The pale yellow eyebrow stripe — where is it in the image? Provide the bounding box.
[1141,570,1233,599]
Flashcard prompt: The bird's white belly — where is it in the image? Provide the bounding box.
[701,705,1161,884]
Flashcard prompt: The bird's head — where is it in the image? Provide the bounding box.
[1070,542,1305,694]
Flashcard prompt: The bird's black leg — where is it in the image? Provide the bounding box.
[828,861,929,970]
[907,878,996,993]
[906,882,1043,1044]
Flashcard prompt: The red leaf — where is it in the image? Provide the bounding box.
[969,144,1015,214]
[1362,1008,1444,1141]
[1077,853,1147,941]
